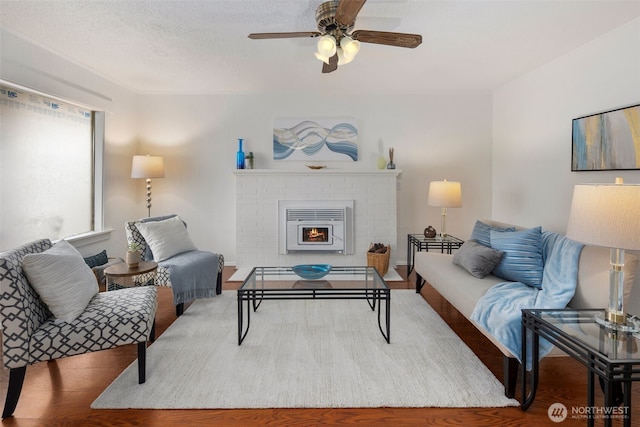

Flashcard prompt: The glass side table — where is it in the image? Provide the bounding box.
[407,234,464,293]
[522,308,640,427]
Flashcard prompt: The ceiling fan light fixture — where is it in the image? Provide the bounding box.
[340,36,360,59]
[314,51,331,64]
[317,35,337,57]
[337,48,355,66]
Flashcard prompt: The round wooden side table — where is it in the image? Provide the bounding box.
[104,261,158,291]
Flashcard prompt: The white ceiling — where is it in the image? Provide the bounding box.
[1,0,639,95]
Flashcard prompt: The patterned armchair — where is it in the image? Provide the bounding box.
[0,239,157,418]
[125,214,224,316]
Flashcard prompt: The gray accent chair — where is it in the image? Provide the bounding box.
[0,239,158,418]
[125,214,224,316]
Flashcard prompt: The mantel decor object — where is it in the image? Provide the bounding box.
[386,147,395,169]
[236,138,245,169]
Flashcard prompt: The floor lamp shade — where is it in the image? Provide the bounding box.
[566,179,640,328]
[428,180,462,238]
[131,155,165,217]
[131,155,165,179]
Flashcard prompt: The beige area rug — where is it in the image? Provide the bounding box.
[228,267,404,282]
[91,290,518,409]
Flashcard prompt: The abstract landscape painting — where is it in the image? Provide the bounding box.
[274,118,358,162]
[572,104,640,171]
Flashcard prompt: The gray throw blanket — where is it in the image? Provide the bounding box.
[161,250,219,305]
[140,215,219,305]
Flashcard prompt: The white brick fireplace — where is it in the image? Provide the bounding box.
[234,169,400,268]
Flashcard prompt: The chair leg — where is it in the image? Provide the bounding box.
[175,303,184,317]
[2,366,26,418]
[137,341,146,384]
[150,319,156,342]
[216,270,222,295]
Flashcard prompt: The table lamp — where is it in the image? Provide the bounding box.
[427,179,462,239]
[131,155,165,217]
[566,177,640,331]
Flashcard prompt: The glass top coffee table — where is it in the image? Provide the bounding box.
[237,266,390,345]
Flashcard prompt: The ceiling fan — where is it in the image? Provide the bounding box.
[248,0,422,74]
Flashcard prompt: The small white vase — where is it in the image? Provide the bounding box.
[126,251,141,268]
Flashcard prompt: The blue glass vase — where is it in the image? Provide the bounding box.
[236,138,245,169]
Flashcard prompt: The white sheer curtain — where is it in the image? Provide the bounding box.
[0,83,94,250]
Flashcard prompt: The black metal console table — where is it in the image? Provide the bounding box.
[522,308,640,427]
[407,234,463,293]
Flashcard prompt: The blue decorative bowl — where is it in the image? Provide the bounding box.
[292,264,332,280]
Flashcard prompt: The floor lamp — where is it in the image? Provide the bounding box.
[131,155,165,217]
[566,177,640,332]
[427,179,462,239]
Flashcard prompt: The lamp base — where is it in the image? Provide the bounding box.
[594,311,640,333]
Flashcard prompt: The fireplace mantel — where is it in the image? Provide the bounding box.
[234,169,402,176]
[235,169,400,268]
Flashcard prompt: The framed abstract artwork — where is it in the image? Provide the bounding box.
[572,104,640,171]
[273,118,358,162]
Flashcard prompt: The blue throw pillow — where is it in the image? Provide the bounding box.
[470,220,516,247]
[490,226,544,288]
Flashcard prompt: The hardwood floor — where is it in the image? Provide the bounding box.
[1,266,638,426]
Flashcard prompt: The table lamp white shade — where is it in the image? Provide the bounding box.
[566,178,640,327]
[131,155,165,179]
[131,155,165,217]
[428,180,462,238]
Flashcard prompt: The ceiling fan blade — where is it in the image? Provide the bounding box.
[322,53,339,74]
[248,32,321,40]
[335,0,367,27]
[351,30,422,48]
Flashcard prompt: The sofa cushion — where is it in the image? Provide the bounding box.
[415,252,505,318]
[22,240,99,323]
[490,226,544,288]
[469,220,516,247]
[136,216,197,262]
[452,240,504,279]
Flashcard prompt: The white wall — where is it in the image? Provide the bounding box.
[1,29,493,267]
[492,18,640,313]
[134,92,494,265]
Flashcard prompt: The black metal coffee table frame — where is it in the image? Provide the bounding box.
[237,266,391,345]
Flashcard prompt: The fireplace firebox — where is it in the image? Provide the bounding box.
[279,200,354,254]
[301,226,330,243]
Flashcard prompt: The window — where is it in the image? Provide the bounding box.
[0,82,104,251]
